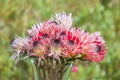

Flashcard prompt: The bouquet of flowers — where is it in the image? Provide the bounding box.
[10,12,107,80]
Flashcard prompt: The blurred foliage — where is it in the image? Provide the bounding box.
[0,0,120,80]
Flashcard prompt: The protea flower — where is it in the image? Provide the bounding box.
[10,12,107,80]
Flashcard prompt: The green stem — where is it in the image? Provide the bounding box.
[30,59,39,80]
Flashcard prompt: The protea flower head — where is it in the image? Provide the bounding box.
[10,12,107,63]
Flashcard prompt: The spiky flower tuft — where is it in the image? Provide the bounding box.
[10,12,107,63]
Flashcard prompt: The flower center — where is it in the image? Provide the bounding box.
[54,39,61,45]
[69,40,75,45]
[33,41,39,47]
[42,33,49,38]
[95,45,101,53]
[60,32,66,36]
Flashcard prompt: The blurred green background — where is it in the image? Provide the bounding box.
[0,0,120,80]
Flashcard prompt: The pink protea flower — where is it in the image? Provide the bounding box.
[10,36,26,60]
[80,32,107,62]
[10,12,107,63]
